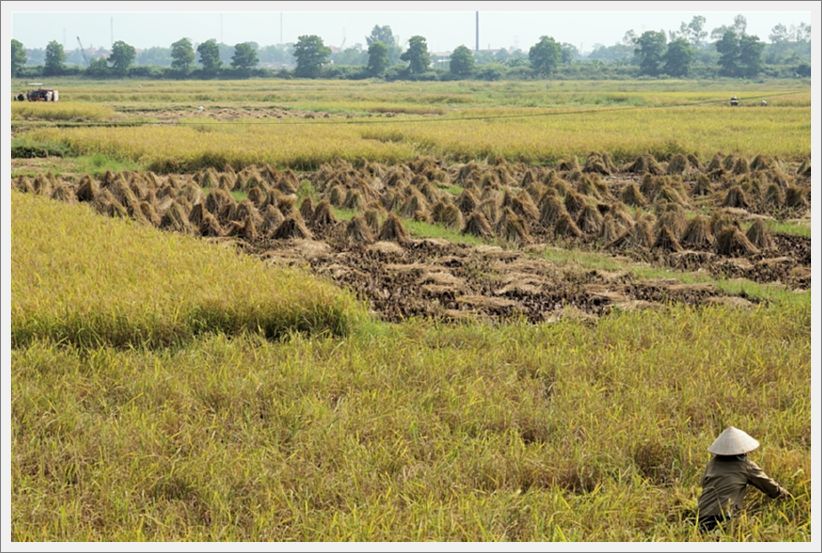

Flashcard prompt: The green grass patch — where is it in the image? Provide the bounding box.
[11,192,365,348]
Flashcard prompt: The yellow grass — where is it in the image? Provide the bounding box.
[11,192,364,347]
[11,101,115,121]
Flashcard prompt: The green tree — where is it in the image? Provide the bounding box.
[11,39,26,77]
[634,31,667,76]
[528,36,561,76]
[85,57,110,77]
[231,42,259,72]
[401,35,430,75]
[449,45,475,77]
[170,38,195,73]
[560,43,579,64]
[293,35,331,78]
[738,34,764,77]
[366,41,389,77]
[108,40,136,76]
[366,25,401,64]
[44,40,65,76]
[716,30,740,77]
[197,39,222,76]
[679,15,707,46]
[663,37,693,77]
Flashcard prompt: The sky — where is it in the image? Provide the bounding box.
[9,4,813,53]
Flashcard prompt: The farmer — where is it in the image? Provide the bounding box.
[697,427,790,532]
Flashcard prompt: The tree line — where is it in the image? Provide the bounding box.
[10,16,810,81]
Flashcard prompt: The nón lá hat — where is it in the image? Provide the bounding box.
[708,427,760,455]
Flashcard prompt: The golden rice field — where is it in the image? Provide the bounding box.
[12,78,810,172]
[10,78,812,542]
[11,193,811,541]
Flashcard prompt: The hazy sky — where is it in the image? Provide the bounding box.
[10,7,813,53]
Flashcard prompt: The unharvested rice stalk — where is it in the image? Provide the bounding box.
[653,225,682,252]
[577,204,604,235]
[312,200,338,230]
[722,185,752,209]
[625,154,663,175]
[785,186,809,209]
[378,212,410,245]
[299,197,315,221]
[746,219,775,250]
[273,215,313,240]
[666,153,690,175]
[496,207,532,244]
[462,210,494,239]
[681,215,715,250]
[160,201,193,234]
[716,227,759,256]
[345,215,375,244]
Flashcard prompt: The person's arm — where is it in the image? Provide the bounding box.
[746,460,789,499]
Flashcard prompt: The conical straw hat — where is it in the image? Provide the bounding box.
[708,427,760,455]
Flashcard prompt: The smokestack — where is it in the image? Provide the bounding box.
[475,11,479,52]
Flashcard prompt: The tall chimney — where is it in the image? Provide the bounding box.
[475,11,479,52]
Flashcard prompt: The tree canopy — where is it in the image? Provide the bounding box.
[44,40,65,76]
[11,39,26,77]
[171,38,195,73]
[197,39,222,76]
[108,40,136,76]
[529,36,562,76]
[401,35,431,75]
[449,45,475,77]
[293,35,331,78]
[231,42,259,72]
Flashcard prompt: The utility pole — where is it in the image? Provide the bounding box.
[475,11,479,52]
[110,17,113,48]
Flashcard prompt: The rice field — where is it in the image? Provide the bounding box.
[12,79,811,172]
[10,77,812,543]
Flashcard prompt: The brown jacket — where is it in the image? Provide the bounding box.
[697,455,787,519]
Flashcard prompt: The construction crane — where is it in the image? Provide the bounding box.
[76,36,89,66]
